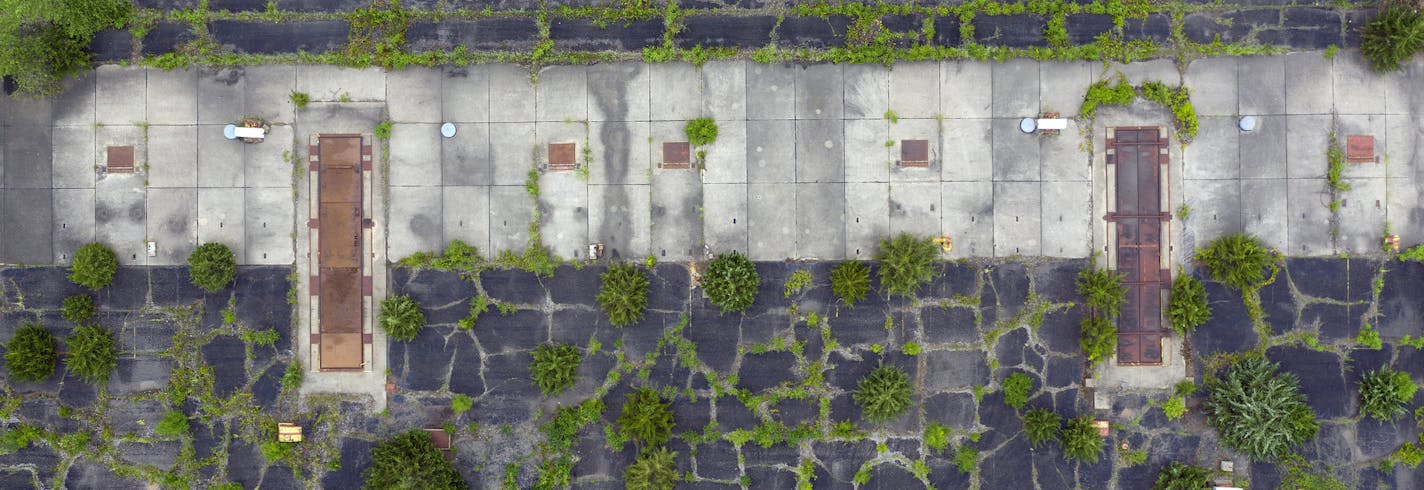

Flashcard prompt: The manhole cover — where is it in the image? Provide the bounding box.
[548,143,577,170]
[900,139,929,167]
[106,145,135,173]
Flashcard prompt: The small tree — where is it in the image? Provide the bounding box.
[597,263,649,327]
[64,324,116,384]
[61,294,96,324]
[1061,416,1104,463]
[1167,274,1210,335]
[1359,367,1418,422]
[530,344,583,395]
[4,324,57,382]
[188,242,237,292]
[1151,462,1212,490]
[625,447,678,490]
[853,365,913,423]
[1204,356,1318,460]
[378,295,426,341]
[830,261,870,306]
[69,242,118,290]
[618,388,674,446]
[703,252,759,314]
[363,430,466,489]
[875,233,938,298]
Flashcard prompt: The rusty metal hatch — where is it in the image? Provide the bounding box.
[316,135,364,370]
[1108,128,1168,366]
[900,139,929,167]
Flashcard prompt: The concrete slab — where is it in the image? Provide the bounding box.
[244,125,294,188]
[795,119,844,183]
[440,123,491,186]
[1241,179,1288,252]
[796,64,844,120]
[146,125,196,189]
[197,188,245,263]
[296,65,386,102]
[1333,53,1386,115]
[1286,178,1334,256]
[488,122,536,186]
[389,123,442,186]
[536,121,588,168]
[489,186,534,254]
[746,63,796,120]
[587,121,651,185]
[940,181,993,258]
[889,118,940,182]
[1238,56,1286,115]
[441,67,491,123]
[589,183,652,259]
[845,182,888,259]
[145,68,197,125]
[651,171,702,260]
[488,65,536,123]
[1285,115,1332,179]
[991,59,1038,118]
[702,183,747,255]
[388,186,444,260]
[197,67,246,125]
[52,188,95,264]
[197,127,245,187]
[245,65,297,123]
[52,74,96,127]
[844,119,890,183]
[535,66,587,122]
[95,66,146,125]
[1238,115,1287,179]
[941,62,992,118]
[747,182,794,260]
[649,63,700,121]
[1337,114,1388,179]
[245,187,292,265]
[1384,113,1420,177]
[1039,123,1089,182]
[590,63,650,122]
[1184,57,1238,117]
[95,124,145,175]
[1337,178,1387,254]
[1183,179,1243,246]
[2,189,53,264]
[145,188,197,265]
[1381,58,1421,116]
[442,185,491,253]
[536,171,590,259]
[746,120,795,183]
[1387,178,1424,245]
[387,68,442,123]
[993,181,1041,257]
[795,183,845,259]
[1183,117,1240,180]
[991,118,1040,181]
[702,120,745,185]
[700,60,746,122]
[941,118,992,181]
[888,62,939,120]
[94,174,147,266]
[842,64,886,120]
[1284,52,1333,115]
[51,125,96,189]
[1038,62,1093,117]
[1041,180,1091,258]
[889,181,940,237]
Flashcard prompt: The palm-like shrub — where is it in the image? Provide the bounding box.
[69,242,118,290]
[597,264,649,327]
[831,261,870,306]
[1204,356,1318,460]
[61,294,96,324]
[625,447,678,490]
[1151,462,1211,490]
[1359,367,1418,421]
[1167,274,1211,334]
[1077,266,1127,318]
[1061,416,1104,463]
[853,365,913,422]
[364,430,465,489]
[378,295,426,341]
[1079,315,1117,366]
[188,242,237,292]
[618,388,674,446]
[876,233,937,298]
[1194,233,1279,291]
[531,344,583,395]
[64,324,116,384]
[1001,372,1034,410]
[1022,409,1061,447]
[703,252,759,313]
[1362,5,1424,73]
[5,324,57,382]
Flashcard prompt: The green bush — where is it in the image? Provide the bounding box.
[1162,396,1187,421]
[625,446,678,490]
[530,344,583,395]
[1394,441,1423,468]
[289,91,310,108]
[64,324,116,384]
[1194,233,1279,291]
[1076,266,1127,318]
[4,324,57,382]
[703,252,759,314]
[282,361,303,390]
[1359,368,1418,422]
[685,117,719,146]
[69,242,118,290]
[378,295,426,341]
[364,430,465,489]
[156,410,189,437]
[260,440,292,463]
[188,242,237,292]
[1062,416,1104,463]
[1079,315,1117,367]
[1278,455,1347,490]
[1150,462,1211,490]
[618,387,674,446]
[1167,274,1211,335]
[1,0,132,96]
[1361,5,1424,73]
[1204,356,1318,460]
[953,446,978,474]
[853,365,913,423]
[876,233,938,298]
[783,269,812,298]
[924,422,951,452]
[597,263,649,327]
[1022,409,1061,448]
[1001,372,1034,411]
[374,120,393,139]
[830,261,870,306]
[61,294,96,324]
[451,394,473,415]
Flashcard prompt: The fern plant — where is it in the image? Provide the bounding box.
[703,252,759,313]
[1001,372,1034,411]
[530,344,583,395]
[69,242,118,290]
[5,324,57,382]
[875,233,937,298]
[830,261,870,306]
[1079,315,1117,367]
[618,388,674,446]
[1362,5,1424,73]
[1022,409,1061,448]
[625,447,678,490]
[597,263,649,327]
[1194,233,1279,291]
[1204,356,1318,460]
[61,294,97,324]
[685,118,719,146]
[1359,367,1418,422]
[378,295,426,341]
[188,242,237,292]
[853,365,913,422]
[1167,274,1211,334]
[64,324,117,384]
[1076,266,1127,318]
[1151,462,1211,490]
[1061,416,1104,463]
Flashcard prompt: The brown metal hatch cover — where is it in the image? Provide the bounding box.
[548,143,578,170]
[1346,135,1376,163]
[661,142,690,169]
[1109,127,1168,366]
[107,146,135,173]
[900,139,929,167]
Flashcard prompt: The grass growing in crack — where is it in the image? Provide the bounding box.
[282,361,303,390]
[626,446,679,490]
[784,269,813,298]
[1163,396,1187,420]
[953,446,978,473]
[924,422,951,452]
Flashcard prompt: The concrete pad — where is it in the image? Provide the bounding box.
[95,174,147,265]
[197,67,246,125]
[993,181,1041,257]
[1285,115,1332,179]
[889,118,940,182]
[245,65,297,123]
[1384,114,1420,178]
[95,66,146,125]
[146,188,197,265]
[651,171,702,260]
[1184,57,1238,117]
[146,126,196,188]
[746,120,795,183]
[1381,58,1420,116]
[296,65,386,102]
[796,64,844,120]
[52,74,96,127]
[590,63,650,122]
[941,118,992,181]
[387,68,442,123]
[590,184,651,259]
[240,187,291,265]
[1241,179,1288,252]
[1238,115,1287,179]
[2,189,52,264]
[991,59,1038,118]
[145,68,197,125]
[389,123,442,186]
[700,60,746,122]
[1337,178,1387,254]
[702,120,745,185]
[844,119,890,183]
[842,64,886,120]
[1183,117,1240,180]
[536,121,588,168]
[845,182,888,259]
[795,119,844,183]
[1238,56,1286,115]
[1284,52,1333,115]
[747,182,794,260]
[388,186,444,259]
[888,62,939,120]
[197,127,244,187]
[52,126,96,189]
[96,124,145,176]
[4,113,52,190]
[588,121,651,185]
[1039,123,1089,182]
[941,62,992,118]
[1041,181,1091,258]
[244,125,294,188]
[1108,59,1177,85]
[442,185,491,253]
[489,186,534,254]
[889,181,940,237]
[795,183,845,259]
[52,189,95,264]
[701,183,746,255]
[1182,179,1243,246]
[649,63,700,121]
[1333,53,1386,115]
[488,65,537,123]
[1286,178,1334,256]
[197,188,245,263]
[1387,178,1424,244]
[1337,114,1388,179]
[441,67,491,123]
[535,66,587,122]
[488,122,536,186]
[440,123,491,186]
[992,118,1040,181]
[940,181,993,258]
[746,64,796,120]
[537,171,590,259]
[1038,62,1094,117]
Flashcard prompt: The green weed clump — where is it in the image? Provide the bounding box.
[61,294,97,324]
[830,261,871,306]
[374,120,393,139]
[1204,356,1318,460]
[69,242,118,290]
[953,446,978,474]
[1194,233,1279,291]
[156,410,190,437]
[1140,81,1198,141]
[289,91,310,108]
[704,252,760,314]
[1079,314,1117,367]
[1359,368,1418,422]
[282,361,303,390]
[1361,5,1424,73]
[530,344,583,396]
[64,324,117,384]
[1151,462,1211,490]
[685,117,719,146]
[924,422,951,452]
[451,393,473,415]
[1167,274,1210,335]
[378,295,426,341]
[1001,372,1034,411]
[1022,409,1061,447]
[364,430,465,489]
[188,242,237,291]
[1162,396,1187,421]
[5,324,57,382]
[625,447,678,490]
[597,263,649,327]
[1062,416,1104,463]
[876,233,938,298]
[784,269,813,298]
[1077,266,1127,318]
[618,388,674,446]
[853,365,913,422]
